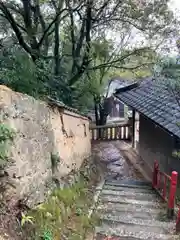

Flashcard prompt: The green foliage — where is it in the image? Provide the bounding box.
[50,152,60,170]
[0,123,15,166]
[154,57,180,160]
[154,57,180,89]
[153,57,180,109]
[172,150,180,159]
[22,177,98,240]
[0,49,51,99]
[0,0,176,115]
[0,46,96,112]
[109,68,152,81]
[21,213,34,227]
[0,123,15,142]
[42,231,53,240]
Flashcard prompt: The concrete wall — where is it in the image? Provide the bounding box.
[139,114,175,175]
[0,85,91,206]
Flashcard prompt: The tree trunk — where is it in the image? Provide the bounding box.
[99,106,108,125]
[94,96,108,126]
[94,98,99,126]
[54,16,60,76]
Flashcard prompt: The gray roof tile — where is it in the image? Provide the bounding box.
[115,78,180,138]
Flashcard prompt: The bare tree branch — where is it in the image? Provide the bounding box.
[0,0,33,57]
[88,48,151,71]
[66,0,76,72]
[69,0,93,86]
[21,0,32,29]
[111,62,155,70]
[37,7,68,49]
[5,2,24,16]
[34,2,49,54]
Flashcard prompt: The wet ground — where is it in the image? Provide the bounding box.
[92,141,144,181]
[92,141,178,240]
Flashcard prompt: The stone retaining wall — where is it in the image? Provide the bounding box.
[0,85,91,206]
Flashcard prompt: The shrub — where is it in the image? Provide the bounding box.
[0,123,15,166]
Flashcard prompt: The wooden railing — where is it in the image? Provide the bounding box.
[152,160,180,232]
[90,123,131,141]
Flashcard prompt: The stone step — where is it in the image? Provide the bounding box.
[105,182,152,190]
[105,180,152,189]
[99,209,162,221]
[95,232,179,240]
[95,234,141,240]
[95,223,178,240]
[101,189,158,201]
[100,215,175,229]
[97,202,165,215]
[111,179,152,186]
[99,195,162,208]
[103,184,155,194]
[95,178,177,240]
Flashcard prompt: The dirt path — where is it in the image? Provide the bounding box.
[87,141,147,240]
[92,141,144,182]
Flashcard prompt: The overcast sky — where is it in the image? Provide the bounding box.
[170,0,180,10]
[111,0,180,56]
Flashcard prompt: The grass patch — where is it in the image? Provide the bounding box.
[157,209,170,222]
[20,159,104,240]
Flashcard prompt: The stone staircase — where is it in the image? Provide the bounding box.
[95,179,179,240]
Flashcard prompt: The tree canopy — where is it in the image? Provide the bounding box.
[0,0,178,112]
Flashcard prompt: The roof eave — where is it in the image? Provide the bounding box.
[115,82,139,94]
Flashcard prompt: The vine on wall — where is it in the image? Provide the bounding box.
[0,123,16,167]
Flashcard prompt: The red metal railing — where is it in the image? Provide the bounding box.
[152,160,172,202]
[152,160,180,232]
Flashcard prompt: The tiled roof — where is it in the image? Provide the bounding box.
[115,77,180,138]
[47,97,89,119]
[105,78,134,97]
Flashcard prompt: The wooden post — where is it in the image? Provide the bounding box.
[152,160,159,188]
[115,126,118,140]
[124,126,127,139]
[119,126,122,139]
[105,127,108,140]
[110,127,113,140]
[92,129,94,141]
[132,109,135,148]
[167,171,178,218]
